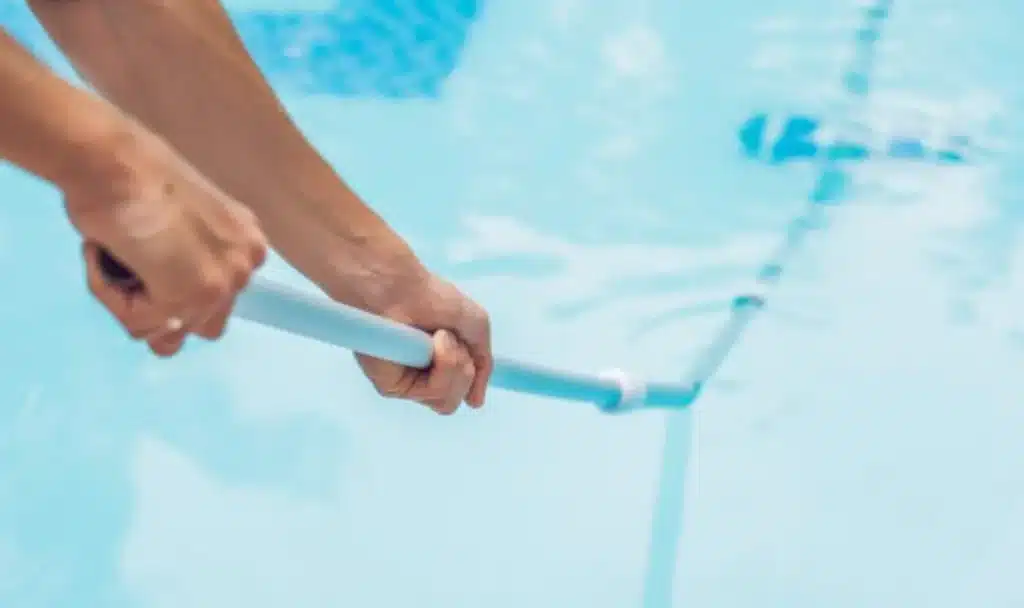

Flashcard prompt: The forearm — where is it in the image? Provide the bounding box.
[0,28,137,197]
[28,0,426,310]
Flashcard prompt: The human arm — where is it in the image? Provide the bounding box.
[0,26,128,196]
[0,25,265,355]
[26,0,415,311]
[27,0,492,409]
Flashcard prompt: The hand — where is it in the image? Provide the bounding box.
[64,128,267,356]
[355,275,493,415]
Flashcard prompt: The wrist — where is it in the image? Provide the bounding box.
[246,163,435,317]
[322,237,433,319]
[56,113,154,209]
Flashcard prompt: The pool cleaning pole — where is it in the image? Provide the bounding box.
[637,2,895,606]
[97,248,698,413]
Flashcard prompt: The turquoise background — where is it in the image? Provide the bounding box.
[2,0,1024,605]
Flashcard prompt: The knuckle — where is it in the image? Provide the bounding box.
[228,255,254,291]
[235,204,260,228]
[249,239,268,268]
[196,270,230,301]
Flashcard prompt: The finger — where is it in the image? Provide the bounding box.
[423,330,475,415]
[424,398,457,416]
[139,312,195,342]
[191,246,254,340]
[147,330,187,358]
[226,248,256,293]
[87,245,195,340]
[460,355,480,408]
[245,222,268,270]
[218,199,267,270]
[417,330,460,414]
[193,300,233,340]
[355,353,417,401]
[458,301,493,408]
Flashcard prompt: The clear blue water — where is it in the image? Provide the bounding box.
[2,0,1024,605]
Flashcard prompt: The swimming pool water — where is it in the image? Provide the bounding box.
[2,0,1024,605]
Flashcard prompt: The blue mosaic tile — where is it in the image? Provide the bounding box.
[233,0,483,97]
